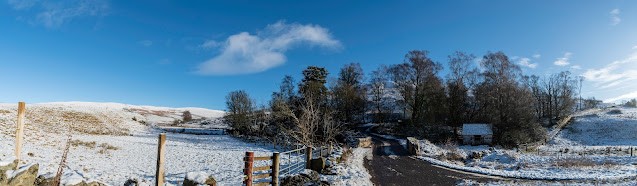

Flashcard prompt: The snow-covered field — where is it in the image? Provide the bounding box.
[0,102,371,185]
[416,106,637,181]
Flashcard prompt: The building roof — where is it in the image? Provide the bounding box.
[462,124,492,136]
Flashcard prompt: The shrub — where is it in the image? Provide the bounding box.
[608,109,622,114]
[182,111,193,123]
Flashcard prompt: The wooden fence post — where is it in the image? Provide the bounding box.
[15,102,26,169]
[244,152,254,186]
[329,141,333,155]
[306,146,312,169]
[272,152,280,186]
[631,147,633,157]
[156,134,166,186]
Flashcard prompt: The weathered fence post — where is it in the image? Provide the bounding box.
[272,152,280,186]
[306,146,312,169]
[244,152,254,186]
[329,141,333,155]
[156,134,166,186]
[14,102,26,168]
[631,147,633,157]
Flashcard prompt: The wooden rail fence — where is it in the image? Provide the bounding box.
[244,152,281,186]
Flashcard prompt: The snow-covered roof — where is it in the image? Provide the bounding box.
[462,124,492,136]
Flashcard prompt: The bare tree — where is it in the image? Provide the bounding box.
[388,50,445,126]
[224,90,255,134]
[445,51,478,127]
[369,65,388,122]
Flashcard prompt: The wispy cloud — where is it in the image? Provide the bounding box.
[532,54,541,59]
[517,57,538,68]
[610,9,621,26]
[582,51,637,90]
[570,65,581,69]
[554,52,572,66]
[199,40,220,49]
[633,46,637,50]
[196,20,342,75]
[7,0,39,10]
[7,0,109,28]
[605,91,637,103]
[139,40,153,47]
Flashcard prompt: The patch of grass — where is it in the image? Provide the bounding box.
[99,143,119,150]
[70,140,97,148]
[554,158,618,168]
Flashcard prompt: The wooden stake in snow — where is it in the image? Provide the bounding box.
[15,102,26,167]
[156,134,166,186]
[272,152,280,186]
[244,151,254,186]
[306,146,312,169]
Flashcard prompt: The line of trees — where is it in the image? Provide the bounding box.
[224,50,590,147]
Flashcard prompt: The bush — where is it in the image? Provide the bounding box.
[182,111,193,123]
[608,109,622,114]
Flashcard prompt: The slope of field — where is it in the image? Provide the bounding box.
[554,107,637,146]
[0,102,244,185]
[0,102,370,185]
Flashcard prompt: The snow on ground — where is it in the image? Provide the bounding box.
[0,102,262,185]
[0,102,371,185]
[415,106,637,181]
[321,148,374,186]
[1,127,278,185]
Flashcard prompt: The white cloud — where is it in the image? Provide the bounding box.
[554,52,572,66]
[139,40,153,47]
[7,0,109,28]
[517,57,538,68]
[582,51,637,90]
[532,54,541,59]
[610,9,621,26]
[570,65,581,69]
[200,40,220,49]
[605,91,637,103]
[196,20,342,75]
[633,46,637,50]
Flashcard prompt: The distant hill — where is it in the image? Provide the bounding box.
[0,102,226,136]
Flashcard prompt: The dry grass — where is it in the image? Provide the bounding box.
[554,158,618,168]
[125,108,174,117]
[439,138,466,162]
[339,145,353,163]
[70,140,97,148]
[99,143,119,150]
[25,107,131,136]
[70,139,119,154]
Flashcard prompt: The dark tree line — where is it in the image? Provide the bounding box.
[224,50,585,147]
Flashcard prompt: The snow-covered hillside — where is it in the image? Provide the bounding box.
[551,106,637,146]
[0,102,371,185]
[415,106,637,181]
[0,102,240,185]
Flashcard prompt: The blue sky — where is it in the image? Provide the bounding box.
[1,0,637,110]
